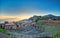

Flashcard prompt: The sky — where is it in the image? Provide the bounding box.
[0,0,60,19]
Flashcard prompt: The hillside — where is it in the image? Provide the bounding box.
[29,14,60,21]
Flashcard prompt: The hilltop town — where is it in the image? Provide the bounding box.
[0,14,60,38]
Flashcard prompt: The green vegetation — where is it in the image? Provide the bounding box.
[44,25,60,32]
[0,28,8,35]
[45,25,60,37]
[0,28,14,36]
[36,21,43,25]
[45,26,55,32]
[52,32,60,36]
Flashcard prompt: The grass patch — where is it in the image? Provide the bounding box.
[0,28,14,36]
[45,26,60,36]
[0,28,9,35]
[45,25,60,32]
[45,26,55,32]
[52,32,60,36]
[36,21,43,25]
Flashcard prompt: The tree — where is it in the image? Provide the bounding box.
[4,21,9,24]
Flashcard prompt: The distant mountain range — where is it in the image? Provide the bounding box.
[29,14,60,21]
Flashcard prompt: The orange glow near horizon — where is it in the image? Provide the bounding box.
[0,16,15,19]
[0,14,32,22]
[0,16,21,22]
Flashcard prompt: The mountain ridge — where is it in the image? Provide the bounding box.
[29,14,60,21]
